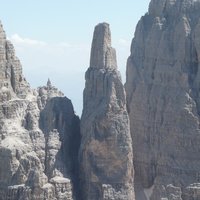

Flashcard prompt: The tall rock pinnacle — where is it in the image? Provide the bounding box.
[90,23,117,69]
[79,23,135,200]
[126,0,200,199]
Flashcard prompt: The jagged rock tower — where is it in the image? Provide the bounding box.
[0,22,30,99]
[0,21,80,200]
[79,23,135,200]
[125,0,200,199]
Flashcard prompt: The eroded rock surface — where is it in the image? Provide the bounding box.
[79,23,135,200]
[125,0,200,199]
[0,21,80,200]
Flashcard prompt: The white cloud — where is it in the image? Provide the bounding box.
[8,34,47,46]
[9,34,89,51]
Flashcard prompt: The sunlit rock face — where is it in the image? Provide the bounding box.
[79,23,135,200]
[125,0,200,199]
[0,21,30,101]
[0,21,80,200]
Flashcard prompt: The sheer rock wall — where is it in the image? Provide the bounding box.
[125,0,200,199]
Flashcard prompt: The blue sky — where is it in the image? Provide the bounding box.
[0,0,150,115]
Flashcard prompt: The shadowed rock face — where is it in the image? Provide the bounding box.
[0,22,80,200]
[79,23,135,200]
[125,0,200,199]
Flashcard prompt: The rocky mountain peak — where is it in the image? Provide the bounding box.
[47,78,52,88]
[149,0,200,16]
[37,80,64,110]
[80,22,134,200]
[90,22,117,69]
[0,22,30,100]
[0,21,6,41]
[0,21,81,200]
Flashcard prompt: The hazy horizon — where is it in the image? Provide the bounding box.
[0,0,149,115]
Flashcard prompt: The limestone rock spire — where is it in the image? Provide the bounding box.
[79,23,135,200]
[0,20,6,41]
[0,21,30,99]
[90,23,117,69]
[47,78,52,88]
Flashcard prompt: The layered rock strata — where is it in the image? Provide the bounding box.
[0,21,80,200]
[79,23,135,200]
[125,0,200,199]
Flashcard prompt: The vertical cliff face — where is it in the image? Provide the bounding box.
[79,23,135,200]
[125,0,200,199]
[0,22,80,200]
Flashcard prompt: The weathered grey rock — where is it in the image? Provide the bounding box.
[0,22,80,200]
[0,21,30,100]
[90,23,117,69]
[50,176,73,200]
[182,183,200,200]
[79,23,135,200]
[39,90,81,187]
[37,78,64,110]
[125,0,200,199]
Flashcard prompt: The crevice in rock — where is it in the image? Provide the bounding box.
[10,65,15,93]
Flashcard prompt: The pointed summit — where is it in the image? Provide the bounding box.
[0,20,6,39]
[80,23,134,200]
[47,78,52,88]
[0,21,30,99]
[90,22,117,69]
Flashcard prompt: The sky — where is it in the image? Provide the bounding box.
[0,0,150,115]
